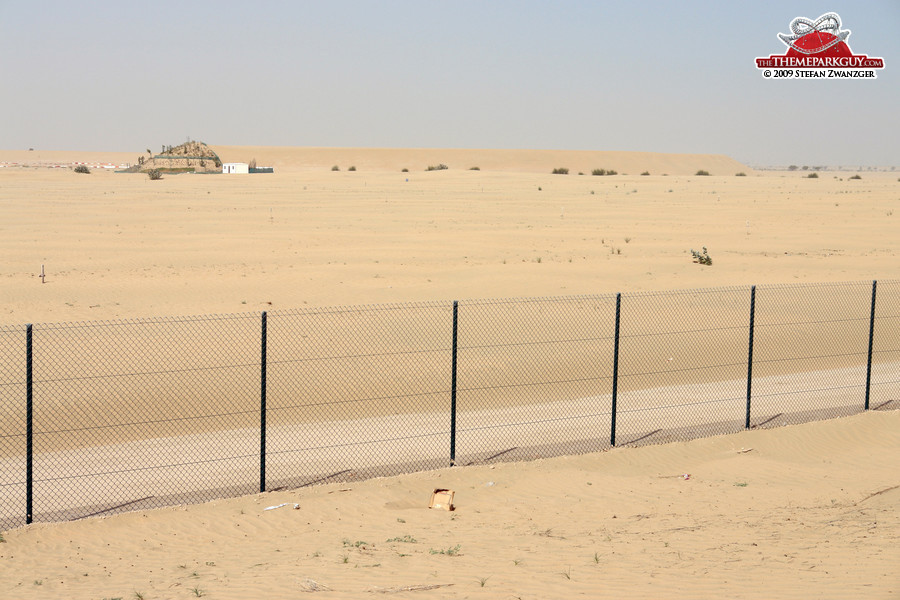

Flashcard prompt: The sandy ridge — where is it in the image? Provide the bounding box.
[0,410,896,599]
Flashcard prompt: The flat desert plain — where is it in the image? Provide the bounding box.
[1,147,898,599]
[2,147,897,322]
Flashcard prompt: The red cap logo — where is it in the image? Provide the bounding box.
[756,12,884,79]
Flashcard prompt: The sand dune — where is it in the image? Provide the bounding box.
[0,146,752,176]
[0,410,896,599]
[209,145,754,176]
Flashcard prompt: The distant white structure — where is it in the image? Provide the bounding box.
[222,162,249,174]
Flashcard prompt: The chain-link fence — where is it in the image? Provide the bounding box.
[1,281,897,530]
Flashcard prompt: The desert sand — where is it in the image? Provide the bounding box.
[1,147,898,598]
[0,410,896,599]
[1,147,897,323]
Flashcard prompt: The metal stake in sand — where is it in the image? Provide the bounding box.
[449,301,458,466]
[40,264,45,284]
[26,324,33,524]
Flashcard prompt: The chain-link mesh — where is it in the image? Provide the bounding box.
[456,295,617,464]
[871,280,900,411]
[0,325,26,530]
[24,314,260,528]
[617,286,752,447]
[0,280,896,529]
[265,302,452,488]
[752,282,874,428]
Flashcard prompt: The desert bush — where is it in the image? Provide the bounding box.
[469,166,480,170]
[73,165,90,174]
[348,165,356,171]
[147,169,162,180]
[695,170,711,176]
[592,168,605,176]
[331,165,340,171]
[807,172,818,178]
[426,164,448,171]
[552,167,569,174]
[691,247,712,265]
[401,168,409,172]
[640,171,650,176]
[849,174,862,179]
[735,172,747,176]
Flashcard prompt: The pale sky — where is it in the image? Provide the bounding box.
[1,0,897,167]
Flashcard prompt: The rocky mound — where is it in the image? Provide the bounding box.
[127,141,222,173]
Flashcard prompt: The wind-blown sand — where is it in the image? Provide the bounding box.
[1,147,898,598]
[0,410,896,599]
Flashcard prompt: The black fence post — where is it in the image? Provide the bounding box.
[450,301,458,466]
[865,280,877,410]
[25,324,33,525]
[610,293,621,447]
[745,286,756,429]
[260,311,267,493]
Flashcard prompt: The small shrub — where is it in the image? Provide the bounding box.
[735,172,747,176]
[640,171,650,176]
[551,167,569,174]
[429,544,462,556]
[73,165,90,174]
[331,165,340,171]
[426,164,448,171]
[691,247,712,265]
[807,172,818,178]
[695,170,711,176]
[147,169,162,180]
[401,168,408,172]
[592,168,617,176]
[348,165,356,171]
[469,166,480,170]
[386,535,417,543]
[849,174,862,179]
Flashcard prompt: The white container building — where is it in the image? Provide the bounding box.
[222,162,249,174]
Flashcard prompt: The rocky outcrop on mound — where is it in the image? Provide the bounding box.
[127,141,222,173]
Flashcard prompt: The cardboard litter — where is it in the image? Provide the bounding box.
[429,489,455,511]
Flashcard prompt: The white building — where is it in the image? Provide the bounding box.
[222,162,249,174]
